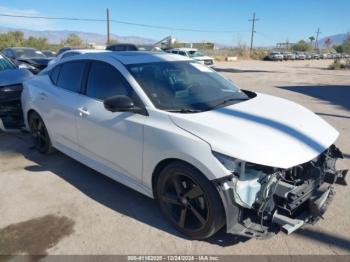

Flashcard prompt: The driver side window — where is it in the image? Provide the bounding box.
[86,61,134,101]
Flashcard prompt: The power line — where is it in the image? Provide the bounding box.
[0,13,250,34]
[249,12,259,56]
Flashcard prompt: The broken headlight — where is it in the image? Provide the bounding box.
[213,151,241,174]
[213,152,273,208]
[213,151,274,177]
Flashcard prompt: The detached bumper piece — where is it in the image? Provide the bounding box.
[0,84,25,131]
[216,145,347,239]
[272,185,334,234]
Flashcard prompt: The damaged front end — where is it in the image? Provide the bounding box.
[0,84,25,131]
[214,145,348,239]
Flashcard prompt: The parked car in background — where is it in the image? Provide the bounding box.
[42,50,56,58]
[57,47,73,56]
[0,54,32,131]
[22,51,346,240]
[1,47,51,74]
[168,48,214,66]
[267,51,283,61]
[137,45,163,52]
[305,53,312,60]
[106,43,138,51]
[48,49,109,66]
[294,52,306,60]
[311,53,320,59]
[282,52,296,60]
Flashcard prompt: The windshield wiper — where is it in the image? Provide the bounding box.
[212,98,248,108]
[167,108,202,113]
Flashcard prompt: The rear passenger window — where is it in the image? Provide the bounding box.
[49,65,61,85]
[57,61,86,93]
[86,61,133,100]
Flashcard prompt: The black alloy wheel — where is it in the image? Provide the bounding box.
[29,112,55,154]
[156,162,225,239]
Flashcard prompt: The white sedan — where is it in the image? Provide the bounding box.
[22,52,346,239]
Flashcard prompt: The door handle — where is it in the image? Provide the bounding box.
[78,107,90,116]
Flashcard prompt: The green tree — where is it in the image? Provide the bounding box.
[291,40,312,52]
[24,36,49,50]
[0,31,25,50]
[63,33,83,47]
[333,44,344,53]
[309,36,315,47]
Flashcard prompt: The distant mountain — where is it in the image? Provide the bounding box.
[319,33,348,47]
[0,26,156,45]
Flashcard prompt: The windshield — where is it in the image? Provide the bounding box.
[14,49,46,59]
[0,55,16,71]
[187,50,204,57]
[127,61,249,112]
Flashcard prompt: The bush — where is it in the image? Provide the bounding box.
[328,59,350,70]
[251,49,268,60]
[329,59,342,70]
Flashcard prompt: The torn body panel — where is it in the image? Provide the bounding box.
[0,84,24,131]
[0,68,32,131]
[215,145,347,238]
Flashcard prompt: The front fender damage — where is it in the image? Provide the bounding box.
[214,145,348,239]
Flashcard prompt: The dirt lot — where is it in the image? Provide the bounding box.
[0,59,349,256]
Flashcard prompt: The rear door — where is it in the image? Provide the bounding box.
[76,60,145,182]
[42,60,88,153]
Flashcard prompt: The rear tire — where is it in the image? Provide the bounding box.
[156,161,225,239]
[28,112,55,154]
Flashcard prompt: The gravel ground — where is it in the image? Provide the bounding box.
[0,59,349,256]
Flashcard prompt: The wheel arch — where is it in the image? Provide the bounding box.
[27,108,38,120]
[25,108,39,127]
[151,158,210,199]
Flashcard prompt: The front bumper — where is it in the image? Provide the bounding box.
[215,145,347,239]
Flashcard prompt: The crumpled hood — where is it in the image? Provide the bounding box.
[0,68,33,86]
[18,58,51,66]
[169,93,339,169]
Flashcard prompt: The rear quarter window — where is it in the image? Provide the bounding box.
[56,61,87,93]
[49,65,61,85]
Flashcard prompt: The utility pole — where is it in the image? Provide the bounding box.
[106,8,110,45]
[249,12,259,57]
[315,28,321,49]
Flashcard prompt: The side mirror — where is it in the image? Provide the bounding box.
[103,95,134,112]
[103,95,148,116]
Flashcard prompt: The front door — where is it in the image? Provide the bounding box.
[76,61,145,182]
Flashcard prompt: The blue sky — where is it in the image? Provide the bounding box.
[0,0,349,46]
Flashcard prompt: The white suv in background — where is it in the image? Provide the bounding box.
[168,48,214,67]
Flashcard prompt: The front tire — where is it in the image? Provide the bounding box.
[28,112,55,154]
[156,161,225,239]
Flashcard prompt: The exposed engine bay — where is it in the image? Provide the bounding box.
[215,145,348,238]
